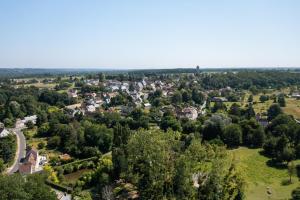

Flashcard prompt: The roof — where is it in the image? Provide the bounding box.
[25,148,38,165]
[0,128,10,138]
[19,162,33,174]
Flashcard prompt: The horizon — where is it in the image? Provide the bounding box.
[0,0,300,68]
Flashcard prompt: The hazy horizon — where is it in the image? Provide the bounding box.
[0,0,299,68]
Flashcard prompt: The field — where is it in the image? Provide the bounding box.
[219,89,300,120]
[63,169,93,185]
[283,98,300,119]
[232,147,300,200]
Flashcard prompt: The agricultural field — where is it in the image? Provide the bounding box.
[232,147,300,200]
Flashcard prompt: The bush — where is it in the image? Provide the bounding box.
[64,165,74,174]
[38,141,46,149]
[47,136,61,149]
[25,121,35,129]
[45,180,72,193]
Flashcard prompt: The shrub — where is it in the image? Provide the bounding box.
[64,165,74,174]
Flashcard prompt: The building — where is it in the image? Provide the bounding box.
[144,103,151,109]
[21,115,37,125]
[292,93,300,99]
[19,148,40,175]
[211,97,228,102]
[178,107,198,120]
[86,105,96,113]
[67,89,78,98]
[0,128,10,138]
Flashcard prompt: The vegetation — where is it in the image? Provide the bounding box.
[0,174,56,200]
[1,69,300,199]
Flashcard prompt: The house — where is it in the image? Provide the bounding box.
[0,128,10,138]
[21,115,37,125]
[144,103,151,109]
[292,93,300,99]
[67,89,78,98]
[86,105,96,113]
[142,79,147,87]
[137,82,144,91]
[66,107,84,117]
[211,97,228,102]
[256,113,269,127]
[111,85,119,91]
[19,148,42,175]
[59,153,71,162]
[178,107,198,120]
[150,83,156,91]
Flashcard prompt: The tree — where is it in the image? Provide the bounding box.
[212,101,227,113]
[247,95,253,102]
[244,104,255,119]
[288,161,296,183]
[292,187,300,200]
[0,174,56,200]
[0,135,16,163]
[222,124,242,147]
[112,123,131,179]
[0,158,5,173]
[267,104,282,121]
[192,89,205,104]
[182,90,191,103]
[126,129,178,199]
[171,91,182,104]
[278,94,286,107]
[229,103,241,116]
[160,115,182,132]
[259,95,269,103]
[98,73,106,82]
[83,121,113,153]
[202,114,231,141]
[25,121,34,129]
[240,119,265,147]
[281,146,295,163]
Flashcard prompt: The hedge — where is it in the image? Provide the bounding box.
[54,156,98,169]
[45,179,73,193]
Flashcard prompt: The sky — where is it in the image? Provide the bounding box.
[0,0,299,69]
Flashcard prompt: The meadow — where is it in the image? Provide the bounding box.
[232,147,300,200]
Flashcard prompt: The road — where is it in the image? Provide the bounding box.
[6,121,26,174]
[200,100,207,115]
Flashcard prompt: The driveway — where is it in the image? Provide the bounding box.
[6,121,26,174]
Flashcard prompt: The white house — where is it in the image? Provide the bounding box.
[0,128,10,138]
[22,115,37,125]
[179,107,198,120]
[144,103,151,109]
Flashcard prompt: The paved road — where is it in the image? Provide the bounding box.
[6,121,26,174]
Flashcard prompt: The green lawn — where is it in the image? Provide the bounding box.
[231,147,300,200]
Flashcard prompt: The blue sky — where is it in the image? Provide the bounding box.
[0,0,299,68]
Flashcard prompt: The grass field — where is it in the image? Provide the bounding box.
[63,169,93,185]
[283,98,300,119]
[231,147,300,200]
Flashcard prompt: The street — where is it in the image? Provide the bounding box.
[6,120,26,174]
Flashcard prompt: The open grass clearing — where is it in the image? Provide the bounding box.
[231,147,300,200]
